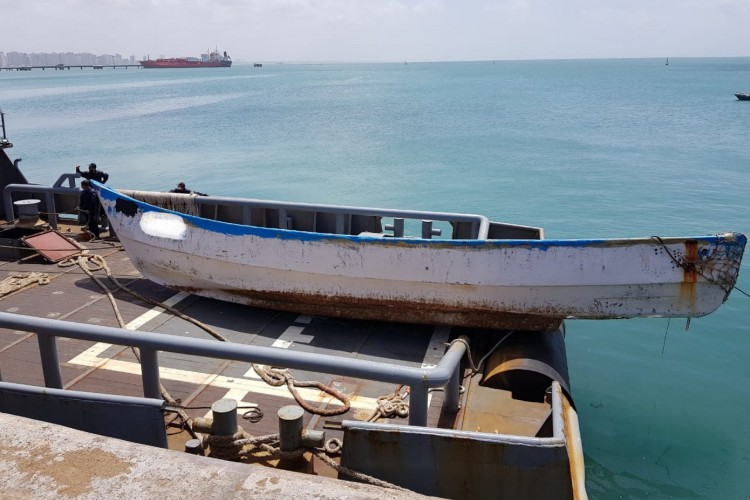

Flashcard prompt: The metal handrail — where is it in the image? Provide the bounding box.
[2,183,80,229]
[0,311,467,426]
[344,379,567,445]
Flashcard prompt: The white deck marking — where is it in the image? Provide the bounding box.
[68,342,114,365]
[65,296,432,416]
[67,301,381,410]
[275,325,308,344]
[294,315,312,324]
[70,355,379,410]
[68,291,191,366]
[243,329,294,378]
[204,388,255,418]
[125,292,191,330]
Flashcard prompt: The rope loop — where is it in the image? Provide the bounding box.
[324,438,342,455]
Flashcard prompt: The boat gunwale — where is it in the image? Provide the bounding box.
[98,182,746,251]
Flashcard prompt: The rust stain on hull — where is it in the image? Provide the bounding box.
[679,239,698,312]
[176,286,564,332]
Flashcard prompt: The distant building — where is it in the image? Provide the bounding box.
[0,50,135,67]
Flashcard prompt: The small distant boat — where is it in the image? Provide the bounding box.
[140,50,231,68]
[735,92,750,101]
[94,183,746,332]
[665,58,669,66]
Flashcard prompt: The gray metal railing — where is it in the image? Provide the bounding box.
[0,312,466,426]
[3,183,80,229]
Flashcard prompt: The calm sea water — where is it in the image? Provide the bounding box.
[2,58,749,498]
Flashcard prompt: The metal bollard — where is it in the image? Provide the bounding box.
[278,405,325,454]
[278,405,304,452]
[211,399,238,435]
[192,398,238,435]
[184,438,204,456]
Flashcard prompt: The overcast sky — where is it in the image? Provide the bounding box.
[2,0,749,62]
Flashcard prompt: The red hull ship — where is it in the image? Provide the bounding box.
[140,50,231,68]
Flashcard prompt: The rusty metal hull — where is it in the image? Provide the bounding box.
[97,185,746,331]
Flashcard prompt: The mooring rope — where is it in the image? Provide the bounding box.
[62,249,352,420]
[367,384,410,422]
[201,428,409,491]
[650,235,747,297]
[453,333,514,376]
[59,251,197,437]
[251,365,351,416]
[0,272,50,297]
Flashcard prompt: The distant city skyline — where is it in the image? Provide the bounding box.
[0,51,138,68]
[1,1,749,63]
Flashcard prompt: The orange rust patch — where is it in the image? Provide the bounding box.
[177,286,564,332]
[678,239,698,312]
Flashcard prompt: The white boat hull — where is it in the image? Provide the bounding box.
[97,186,746,331]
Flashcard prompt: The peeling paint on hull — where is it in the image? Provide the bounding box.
[97,185,746,331]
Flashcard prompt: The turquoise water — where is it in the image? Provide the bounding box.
[2,58,749,498]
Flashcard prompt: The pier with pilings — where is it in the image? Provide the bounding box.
[1,64,142,71]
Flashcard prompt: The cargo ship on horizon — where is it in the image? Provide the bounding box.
[140,49,231,68]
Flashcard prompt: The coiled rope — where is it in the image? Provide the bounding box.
[366,384,410,422]
[0,272,50,297]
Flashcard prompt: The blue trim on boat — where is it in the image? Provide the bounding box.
[95,182,746,251]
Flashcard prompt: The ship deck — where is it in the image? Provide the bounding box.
[0,221,585,499]
[0,225,529,470]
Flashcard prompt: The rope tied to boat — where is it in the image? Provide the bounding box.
[453,332,514,376]
[650,235,746,297]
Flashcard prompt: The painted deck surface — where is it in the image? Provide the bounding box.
[0,234,460,471]
[0,223,589,499]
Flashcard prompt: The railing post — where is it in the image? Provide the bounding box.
[443,363,462,413]
[44,192,58,229]
[37,333,63,389]
[421,220,442,239]
[384,217,404,237]
[335,213,345,234]
[408,384,429,426]
[139,348,161,399]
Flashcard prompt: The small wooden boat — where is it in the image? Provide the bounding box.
[95,183,746,331]
[735,92,750,101]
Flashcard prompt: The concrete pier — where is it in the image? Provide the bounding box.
[0,413,434,499]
